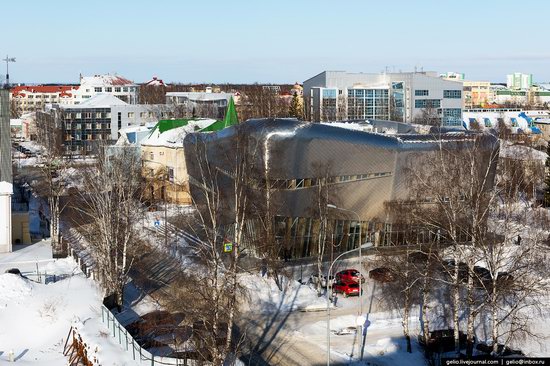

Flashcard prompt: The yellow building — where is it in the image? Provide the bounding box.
[141,119,218,205]
[12,211,31,244]
[463,81,491,108]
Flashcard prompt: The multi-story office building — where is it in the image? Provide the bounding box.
[507,73,533,90]
[303,71,464,126]
[44,94,170,155]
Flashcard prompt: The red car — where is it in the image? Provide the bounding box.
[335,269,365,284]
[332,282,362,297]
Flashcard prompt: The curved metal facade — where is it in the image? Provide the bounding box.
[184,118,499,223]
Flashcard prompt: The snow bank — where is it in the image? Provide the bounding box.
[0,274,33,306]
[0,256,140,365]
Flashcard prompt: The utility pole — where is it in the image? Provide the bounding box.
[3,55,16,88]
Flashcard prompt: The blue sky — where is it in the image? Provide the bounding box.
[4,0,550,84]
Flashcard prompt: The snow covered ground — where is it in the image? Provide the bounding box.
[0,241,141,365]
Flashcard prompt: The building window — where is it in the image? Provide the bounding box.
[322,88,337,99]
[415,99,441,108]
[149,152,154,160]
[168,167,174,182]
[95,112,102,118]
[83,112,92,119]
[128,112,134,118]
[75,113,82,119]
[105,87,112,92]
[443,90,462,99]
[114,87,121,92]
[94,87,102,92]
[140,112,147,118]
[442,108,462,126]
[415,90,429,96]
[123,87,128,92]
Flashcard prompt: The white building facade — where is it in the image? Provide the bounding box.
[303,71,464,126]
[63,74,138,105]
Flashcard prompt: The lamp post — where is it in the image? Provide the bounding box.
[325,242,372,366]
[326,203,367,364]
[326,204,364,314]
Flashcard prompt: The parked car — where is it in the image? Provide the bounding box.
[441,259,469,283]
[369,267,396,283]
[4,268,22,276]
[332,282,361,297]
[335,269,365,284]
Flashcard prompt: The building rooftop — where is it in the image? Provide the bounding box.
[80,74,135,86]
[11,85,76,98]
[142,119,217,147]
[166,91,233,101]
[62,93,127,109]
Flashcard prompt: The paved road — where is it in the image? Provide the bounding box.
[239,281,409,366]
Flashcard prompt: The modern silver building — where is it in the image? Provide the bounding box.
[184,118,498,258]
[303,71,464,126]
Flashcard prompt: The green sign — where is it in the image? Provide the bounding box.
[224,242,233,253]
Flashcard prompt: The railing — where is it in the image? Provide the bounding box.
[100,305,200,366]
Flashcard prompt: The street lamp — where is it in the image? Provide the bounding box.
[326,204,364,314]
[325,242,372,366]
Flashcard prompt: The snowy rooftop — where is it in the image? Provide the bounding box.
[80,74,135,86]
[141,119,217,147]
[63,93,127,109]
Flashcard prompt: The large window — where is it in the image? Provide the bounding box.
[347,88,389,120]
[415,90,429,96]
[415,99,441,108]
[443,90,462,99]
[322,88,337,99]
[442,108,462,126]
[94,87,102,92]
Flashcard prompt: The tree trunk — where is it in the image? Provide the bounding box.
[465,267,475,357]
[453,256,461,356]
[403,288,412,353]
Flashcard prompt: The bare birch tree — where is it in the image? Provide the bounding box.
[77,146,144,308]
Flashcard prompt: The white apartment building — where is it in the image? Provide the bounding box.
[10,85,77,114]
[506,73,533,90]
[10,74,139,114]
[303,71,464,126]
[67,74,138,105]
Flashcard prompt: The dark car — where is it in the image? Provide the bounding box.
[335,269,365,284]
[369,267,396,283]
[332,282,361,297]
[442,259,469,283]
[4,268,22,276]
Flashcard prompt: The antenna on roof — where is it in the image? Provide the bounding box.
[3,55,16,88]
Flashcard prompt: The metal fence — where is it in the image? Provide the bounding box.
[100,305,200,366]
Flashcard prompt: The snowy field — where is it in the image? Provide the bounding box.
[0,241,141,365]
